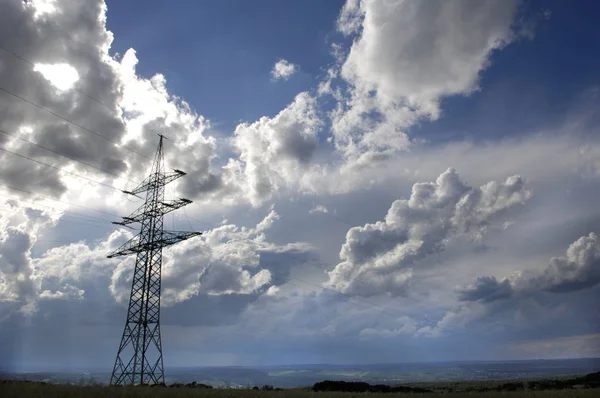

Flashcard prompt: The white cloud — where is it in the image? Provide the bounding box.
[304,131,599,198]
[229,92,322,205]
[309,205,329,214]
[528,232,600,293]
[265,285,280,296]
[109,209,313,306]
[336,0,363,36]
[270,59,298,81]
[115,48,231,204]
[1,0,599,366]
[327,0,520,162]
[0,0,130,200]
[326,168,532,297]
[359,316,418,338]
[33,63,80,92]
[456,232,600,304]
[340,0,518,113]
[0,226,37,303]
[457,276,514,303]
[430,232,600,337]
[0,204,97,310]
[34,229,129,284]
[39,284,85,300]
[27,0,58,18]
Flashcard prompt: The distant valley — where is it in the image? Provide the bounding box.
[2,358,599,388]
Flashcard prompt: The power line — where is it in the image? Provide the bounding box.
[0,182,120,219]
[0,43,115,112]
[0,86,151,160]
[0,193,112,224]
[0,43,200,152]
[0,207,113,230]
[51,218,115,229]
[33,239,108,244]
[2,191,486,337]
[183,212,217,230]
[0,204,93,224]
[0,54,486,339]
[0,145,126,192]
[0,128,140,186]
[182,207,194,231]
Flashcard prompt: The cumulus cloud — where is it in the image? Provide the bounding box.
[109,209,313,306]
[457,276,514,303]
[0,0,319,329]
[433,232,600,337]
[34,229,129,284]
[0,0,239,213]
[0,226,37,303]
[528,232,600,293]
[270,59,298,81]
[339,0,518,113]
[457,232,600,303]
[0,0,129,198]
[33,63,80,92]
[359,316,418,338]
[309,205,329,214]
[1,0,599,367]
[0,0,534,215]
[0,205,312,323]
[115,49,230,202]
[0,203,99,311]
[38,284,85,300]
[228,92,322,205]
[326,168,532,297]
[327,0,520,161]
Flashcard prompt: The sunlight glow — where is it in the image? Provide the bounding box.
[27,0,58,18]
[33,63,80,92]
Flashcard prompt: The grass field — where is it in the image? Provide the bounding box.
[0,382,599,398]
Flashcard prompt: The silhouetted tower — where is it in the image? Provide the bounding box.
[107,135,201,386]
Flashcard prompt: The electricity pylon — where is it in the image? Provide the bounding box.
[107,135,201,386]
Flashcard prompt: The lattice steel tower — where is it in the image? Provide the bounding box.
[107,135,201,386]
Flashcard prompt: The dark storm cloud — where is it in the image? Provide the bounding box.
[29,123,127,175]
[257,249,317,283]
[457,276,514,303]
[0,0,130,197]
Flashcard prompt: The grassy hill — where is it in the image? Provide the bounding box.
[0,383,598,398]
[1,372,599,398]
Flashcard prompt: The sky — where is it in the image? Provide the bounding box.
[0,0,599,372]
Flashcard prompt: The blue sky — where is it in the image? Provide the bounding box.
[103,0,600,142]
[1,0,600,373]
[106,0,347,131]
[412,0,600,143]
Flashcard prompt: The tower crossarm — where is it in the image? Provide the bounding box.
[107,230,202,258]
[112,198,193,226]
[123,170,187,197]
